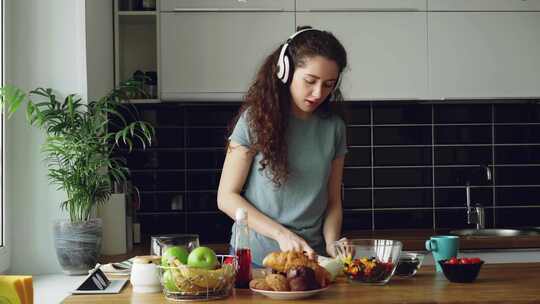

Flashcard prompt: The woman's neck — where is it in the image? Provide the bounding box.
[290,105,313,120]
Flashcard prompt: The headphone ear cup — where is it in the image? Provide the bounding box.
[282,55,290,84]
[277,57,285,81]
[332,73,342,93]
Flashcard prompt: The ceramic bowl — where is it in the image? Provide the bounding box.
[438,259,484,283]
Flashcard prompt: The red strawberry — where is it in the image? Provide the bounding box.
[469,257,482,264]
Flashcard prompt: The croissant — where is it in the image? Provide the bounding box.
[262,251,331,287]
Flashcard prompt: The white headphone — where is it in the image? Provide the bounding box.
[276,28,342,93]
[276,28,318,84]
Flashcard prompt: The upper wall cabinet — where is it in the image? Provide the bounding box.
[428,0,540,11]
[159,1,294,101]
[296,0,427,11]
[115,0,159,102]
[429,12,540,98]
[297,12,428,100]
[161,0,294,11]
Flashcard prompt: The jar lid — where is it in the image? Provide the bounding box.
[132,255,161,264]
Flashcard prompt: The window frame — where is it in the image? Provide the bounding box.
[0,0,9,273]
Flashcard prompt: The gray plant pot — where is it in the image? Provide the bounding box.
[53,218,103,275]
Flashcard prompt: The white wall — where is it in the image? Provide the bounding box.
[5,0,112,274]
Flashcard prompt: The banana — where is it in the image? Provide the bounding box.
[171,260,234,290]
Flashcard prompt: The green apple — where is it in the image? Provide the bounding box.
[187,246,218,270]
[163,270,179,292]
[161,245,189,267]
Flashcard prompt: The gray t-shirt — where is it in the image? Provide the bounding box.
[228,110,348,265]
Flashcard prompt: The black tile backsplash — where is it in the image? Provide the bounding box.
[435,187,493,208]
[348,127,371,146]
[374,209,433,229]
[435,146,492,165]
[495,207,540,227]
[374,168,432,187]
[495,187,540,206]
[373,147,431,166]
[373,104,431,124]
[374,126,432,145]
[435,126,492,145]
[117,101,540,243]
[495,146,540,164]
[495,125,540,144]
[434,104,491,124]
[435,208,494,230]
[344,147,371,166]
[374,188,433,209]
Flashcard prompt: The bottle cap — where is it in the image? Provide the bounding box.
[235,208,247,221]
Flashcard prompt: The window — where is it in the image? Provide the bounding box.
[0,0,7,273]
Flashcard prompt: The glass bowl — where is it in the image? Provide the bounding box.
[395,251,425,277]
[438,259,484,283]
[157,255,236,301]
[334,239,402,285]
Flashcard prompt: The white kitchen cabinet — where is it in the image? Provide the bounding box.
[296,0,426,11]
[429,0,540,11]
[429,12,540,98]
[296,12,428,100]
[160,12,294,101]
[114,0,159,102]
[161,0,294,11]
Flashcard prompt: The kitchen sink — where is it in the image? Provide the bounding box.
[450,228,540,237]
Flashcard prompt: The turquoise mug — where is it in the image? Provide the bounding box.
[425,235,459,272]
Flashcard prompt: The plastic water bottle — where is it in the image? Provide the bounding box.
[234,208,252,288]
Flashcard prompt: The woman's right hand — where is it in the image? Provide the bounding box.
[275,229,316,260]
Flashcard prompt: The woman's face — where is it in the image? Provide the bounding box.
[289,55,340,119]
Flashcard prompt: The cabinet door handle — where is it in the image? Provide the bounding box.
[172,8,286,12]
[305,8,422,12]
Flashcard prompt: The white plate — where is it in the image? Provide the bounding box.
[250,286,329,300]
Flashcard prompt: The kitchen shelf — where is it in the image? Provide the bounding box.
[115,0,159,99]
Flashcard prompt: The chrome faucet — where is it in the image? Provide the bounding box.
[465,166,491,230]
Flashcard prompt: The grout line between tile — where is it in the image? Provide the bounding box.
[432,104,436,229]
[370,102,375,231]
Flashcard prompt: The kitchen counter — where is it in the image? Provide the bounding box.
[343,229,540,251]
[62,263,540,303]
[101,229,540,263]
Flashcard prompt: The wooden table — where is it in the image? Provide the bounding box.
[62,263,540,303]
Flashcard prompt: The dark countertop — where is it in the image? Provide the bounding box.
[100,229,540,263]
[343,229,540,251]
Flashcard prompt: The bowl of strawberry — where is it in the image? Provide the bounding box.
[438,257,484,283]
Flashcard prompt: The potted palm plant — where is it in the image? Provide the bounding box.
[0,82,154,274]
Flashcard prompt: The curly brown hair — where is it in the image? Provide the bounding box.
[227,26,348,186]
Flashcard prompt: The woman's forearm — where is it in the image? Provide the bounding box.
[323,199,343,248]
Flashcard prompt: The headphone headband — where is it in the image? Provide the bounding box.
[276,28,319,84]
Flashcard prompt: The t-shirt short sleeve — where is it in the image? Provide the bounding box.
[334,117,348,159]
[229,111,252,148]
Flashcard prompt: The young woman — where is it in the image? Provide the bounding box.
[217,26,348,266]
